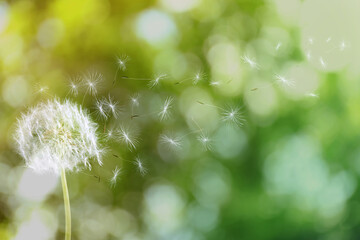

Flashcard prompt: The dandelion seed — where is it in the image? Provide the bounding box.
[210,81,220,86]
[197,133,212,150]
[134,157,147,176]
[117,126,138,150]
[110,166,121,187]
[275,42,282,51]
[308,37,314,45]
[274,74,294,88]
[306,51,312,60]
[242,55,260,69]
[326,37,332,43]
[34,84,49,96]
[159,97,173,121]
[105,129,115,141]
[319,57,326,68]
[104,95,120,119]
[130,93,140,107]
[307,93,319,98]
[94,99,108,120]
[160,134,181,149]
[339,40,347,51]
[14,99,103,174]
[83,71,102,96]
[221,107,245,127]
[193,71,206,85]
[148,74,166,88]
[116,55,129,71]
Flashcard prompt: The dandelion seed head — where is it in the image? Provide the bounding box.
[14,99,103,174]
[159,97,173,121]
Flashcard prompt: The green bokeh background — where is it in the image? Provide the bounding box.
[1,0,360,239]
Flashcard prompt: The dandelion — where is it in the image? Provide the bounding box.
[134,157,147,176]
[159,97,173,121]
[110,166,121,187]
[221,107,245,127]
[117,126,138,150]
[241,55,260,69]
[148,74,166,88]
[274,74,294,88]
[160,134,181,149]
[14,99,103,240]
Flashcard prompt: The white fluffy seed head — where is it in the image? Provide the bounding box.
[14,99,103,174]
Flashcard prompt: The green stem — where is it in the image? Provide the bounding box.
[61,168,71,240]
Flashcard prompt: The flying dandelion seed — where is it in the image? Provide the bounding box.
[339,40,347,51]
[210,81,220,86]
[241,55,260,69]
[148,74,166,88]
[94,99,108,121]
[14,99,103,174]
[69,81,79,96]
[117,126,138,150]
[110,166,121,187]
[197,133,212,150]
[307,93,319,98]
[159,97,173,121]
[306,51,312,60]
[160,134,181,149]
[275,42,282,51]
[319,57,326,68]
[274,74,294,88]
[192,71,206,85]
[104,129,115,141]
[82,71,102,96]
[116,55,129,71]
[134,157,147,176]
[308,37,314,45]
[221,107,245,127]
[326,37,332,43]
[104,95,120,119]
[130,93,140,107]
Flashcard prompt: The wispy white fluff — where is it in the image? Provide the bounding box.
[14,99,103,174]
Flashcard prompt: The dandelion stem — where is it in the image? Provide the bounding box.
[61,168,71,240]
